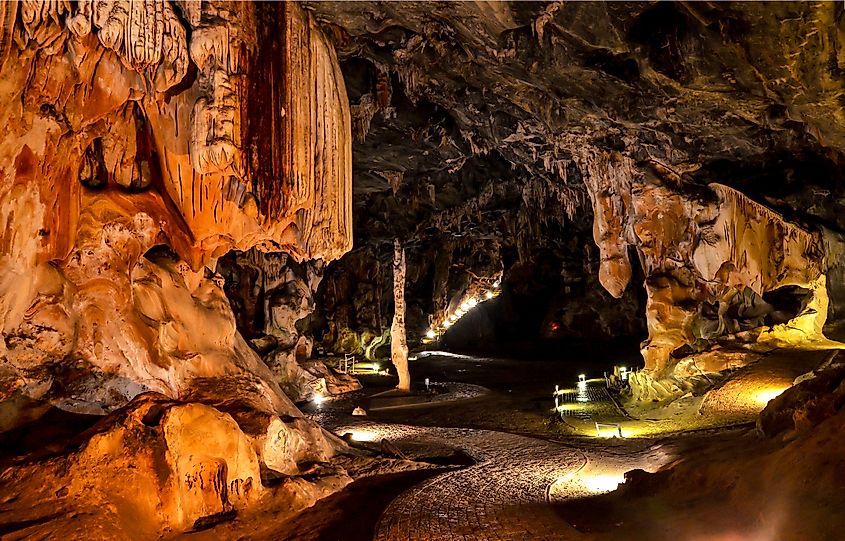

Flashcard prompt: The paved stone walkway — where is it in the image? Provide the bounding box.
[330,422,585,541]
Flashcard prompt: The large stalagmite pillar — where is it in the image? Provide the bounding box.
[391,239,411,391]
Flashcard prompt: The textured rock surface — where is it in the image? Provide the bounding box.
[306,1,845,379]
[0,1,354,535]
[0,393,350,538]
[390,239,410,391]
[216,249,360,401]
[0,0,351,417]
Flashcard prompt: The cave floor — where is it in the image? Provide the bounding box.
[0,350,817,540]
[187,348,831,540]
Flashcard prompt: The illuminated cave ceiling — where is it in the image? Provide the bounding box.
[304,1,845,357]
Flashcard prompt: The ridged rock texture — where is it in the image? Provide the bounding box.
[305,1,845,381]
[0,0,353,535]
[216,248,360,402]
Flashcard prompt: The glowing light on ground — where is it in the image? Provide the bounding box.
[346,430,375,442]
[582,474,625,493]
[313,394,325,405]
[350,362,382,374]
[753,386,790,406]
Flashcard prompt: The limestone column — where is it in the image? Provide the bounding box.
[391,238,411,391]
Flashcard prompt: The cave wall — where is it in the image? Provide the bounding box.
[0,1,354,533]
[217,249,360,400]
[0,0,351,418]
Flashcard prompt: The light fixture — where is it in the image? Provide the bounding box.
[313,394,325,405]
[460,301,470,311]
[578,374,586,382]
[426,329,436,339]
[485,291,494,299]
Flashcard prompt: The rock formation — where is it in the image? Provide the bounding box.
[216,249,360,402]
[0,0,354,534]
[306,1,845,387]
[391,239,410,391]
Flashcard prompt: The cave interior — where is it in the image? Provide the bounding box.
[1,1,845,540]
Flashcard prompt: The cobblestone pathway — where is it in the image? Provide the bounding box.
[329,422,585,541]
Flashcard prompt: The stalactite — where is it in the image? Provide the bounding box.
[572,148,638,299]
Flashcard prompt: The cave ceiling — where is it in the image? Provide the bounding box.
[305,0,845,247]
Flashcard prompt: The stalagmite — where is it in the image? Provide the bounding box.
[391,238,411,392]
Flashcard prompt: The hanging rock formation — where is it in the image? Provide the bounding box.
[0,0,353,535]
[0,0,351,417]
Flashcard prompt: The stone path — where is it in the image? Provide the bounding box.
[311,364,660,541]
[329,422,585,541]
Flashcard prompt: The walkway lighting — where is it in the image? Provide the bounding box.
[583,474,625,493]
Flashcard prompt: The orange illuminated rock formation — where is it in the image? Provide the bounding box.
[0,0,351,417]
[578,150,842,398]
[0,1,353,532]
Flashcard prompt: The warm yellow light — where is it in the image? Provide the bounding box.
[468,298,478,307]
[460,301,471,311]
[485,291,494,299]
[313,394,325,405]
[426,329,436,339]
[455,308,465,316]
[753,386,789,406]
[444,320,452,328]
[596,426,623,438]
[582,474,624,493]
[347,430,375,442]
[556,403,581,412]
